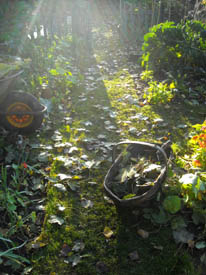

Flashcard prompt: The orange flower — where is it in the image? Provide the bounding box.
[199,140,206,148]
[193,159,202,167]
[22,162,28,169]
[201,126,206,131]
[192,135,199,140]
[199,133,206,139]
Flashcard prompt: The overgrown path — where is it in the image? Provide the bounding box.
[31,22,202,275]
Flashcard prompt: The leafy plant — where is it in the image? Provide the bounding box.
[163,195,182,214]
[188,120,206,169]
[0,238,30,269]
[143,80,175,104]
[141,20,206,100]
[22,36,76,104]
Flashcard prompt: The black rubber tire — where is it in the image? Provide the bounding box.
[1,91,44,134]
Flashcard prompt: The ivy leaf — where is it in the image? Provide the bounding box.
[171,216,187,230]
[151,207,169,224]
[163,195,181,214]
[195,241,206,249]
[173,229,194,244]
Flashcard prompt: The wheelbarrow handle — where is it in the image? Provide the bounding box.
[112,140,168,170]
[0,70,24,82]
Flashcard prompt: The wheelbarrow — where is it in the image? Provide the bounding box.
[0,63,46,134]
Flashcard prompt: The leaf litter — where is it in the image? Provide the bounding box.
[108,147,164,199]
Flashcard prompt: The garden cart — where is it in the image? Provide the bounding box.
[0,59,46,134]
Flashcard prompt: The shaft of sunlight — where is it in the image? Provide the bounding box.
[18,0,44,52]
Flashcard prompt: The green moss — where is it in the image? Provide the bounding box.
[30,27,200,275]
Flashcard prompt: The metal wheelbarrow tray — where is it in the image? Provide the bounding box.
[104,141,168,209]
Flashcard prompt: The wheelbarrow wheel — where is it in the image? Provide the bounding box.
[1,91,44,134]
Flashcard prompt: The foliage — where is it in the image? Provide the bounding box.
[189,120,206,169]
[174,120,206,219]
[20,36,76,104]
[141,70,176,104]
[0,5,204,274]
[143,79,176,104]
[0,140,39,272]
[141,20,206,102]
[179,173,206,209]
[163,195,182,214]
[0,1,33,50]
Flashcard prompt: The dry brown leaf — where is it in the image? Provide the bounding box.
[129,250,140,261]
[137,229,149,239]
[103,227,114,239]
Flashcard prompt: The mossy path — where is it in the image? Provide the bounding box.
[31,21,202,275]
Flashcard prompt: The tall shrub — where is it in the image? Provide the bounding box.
[141,20,206,82]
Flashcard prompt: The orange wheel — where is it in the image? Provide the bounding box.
[2,91,44,134]
[7,102,34,128]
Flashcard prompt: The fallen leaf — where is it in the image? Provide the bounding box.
[72,241,85,252]
[129,250,139,261]
[152,243,163,251]
[54,183,67,192]
[51,131,62,141]
[129,127,137,135]
[48,215,64,225]
[60,244,71,257]
[96,261,109,273]
[58,173,72,181]
[57,204,66,212]
[38,152,49,163]
[188,240,195,249]
[69,255,81,267]
[69,146,79,154]
[31,242,47,249]
[81,199,93,208]
[200,253,206,265]
[84,160,95,169]
[177,124,188,129]
[137,229,149,239]
[67,182,80,191]
[173,228,194,244]
[103,227,114,239]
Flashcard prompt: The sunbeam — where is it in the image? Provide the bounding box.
[18,0,44,53]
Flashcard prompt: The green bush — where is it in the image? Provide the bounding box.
[141,20,206,84]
